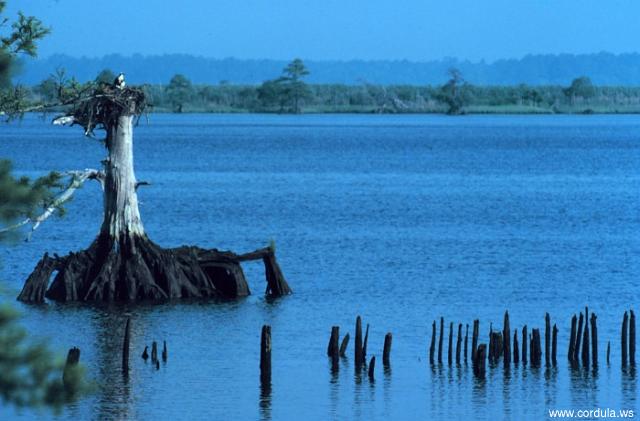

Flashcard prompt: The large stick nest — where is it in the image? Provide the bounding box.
[61,85,147,137]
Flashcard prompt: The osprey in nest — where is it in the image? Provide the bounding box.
[113,72,126,89]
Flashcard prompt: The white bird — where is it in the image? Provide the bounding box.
[114,72,126,89]
[52,115,74,126]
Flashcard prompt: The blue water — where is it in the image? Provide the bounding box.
[1,114,639,420]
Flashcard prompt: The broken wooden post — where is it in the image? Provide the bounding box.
[552,324,558,366]
[513,329,519,364]
[263,248,292,297]
[503,311,511,367]
[429,321,436,365]
[260,325,272,385]
[568,314,577,364]
[473,344,487,378]
[622,311,629,367]
[456,324,462,365]
[522,325,528,364]
[630,310,636,366]
[448,322,453,366]
[363,324,370,360]
[574,312,584,364]
[151,341,158,363]
[327,326,340,369]
[122,317,131,374]
[63,347,80,391]
[339,333,350,357]
[545,313,550,367]
[582,307,590,368]
[368,356,376,381]
[471,319,479,363]
[438,317,444,364]
[464,324,469,363]
[383,333,392,366]
[355,316,364,367]
[531,329,542,367]
[590,313,597,367]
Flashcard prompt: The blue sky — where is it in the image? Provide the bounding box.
[5,0,640,61]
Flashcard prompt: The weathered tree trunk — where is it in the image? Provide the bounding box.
[18,95,291,303]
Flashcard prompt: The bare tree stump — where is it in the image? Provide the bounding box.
[622,311,629,367]
[122,317,131,374]
[522,325,528,364]
[355,316,364,367]
[260,325,271,385]
[429,321,436,365]
[630,310,636,366]
[568,314,577,364]
[503,311,511,367]
[339,333,350,357]
[513,329,519,364]
[383,333,392,367]
[473,344,487,378]
[327,326,340,369]
[531,329,542,367]
[368,356,376,381]
[363,324,370,360]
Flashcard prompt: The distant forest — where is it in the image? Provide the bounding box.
[29,63,640,115]
[14,52,640,86]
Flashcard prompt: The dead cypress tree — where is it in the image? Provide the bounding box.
[16,84,291,303]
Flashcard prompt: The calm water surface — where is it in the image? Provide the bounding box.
[1,114,639,420]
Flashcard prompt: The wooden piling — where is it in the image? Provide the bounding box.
[464,324,469,363]
[582,307,590,367]
[552,324,558,366]
[503,311,511,367]
[339,333,350,357]
[622,311,628,367]
[260,325,272,385]
[473,344,487,378]
[429,321,436,364]
[328,326,340,369]
[363,324,370,360]
[456,324,462,365]
[122,317,131,374]
[151,341,158,363]
[522,325,528,364]
[531,329,542,367]
[574,313,583,364]
[513,329,519,364]
[630,310,636,366]
[355,316,364,366]
[368,356,376,381]
[590,313,597,367]
[545,313,550,367]
[568,314,577,363]
[448,322,453,366]
[63,347,80,390]
[383,333,392,366]
[438,317,444,364]
[471,319,479,363]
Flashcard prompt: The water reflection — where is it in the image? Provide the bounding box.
[259,381,272,421]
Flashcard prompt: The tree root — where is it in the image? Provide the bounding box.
[17,234,292,303]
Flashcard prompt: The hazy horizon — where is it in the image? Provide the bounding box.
[5,0,640,62]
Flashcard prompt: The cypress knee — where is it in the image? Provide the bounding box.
[574,313,584,364]
[456,323,462,365]
[355,316,364,367]
[590,314,597,367]
[438,317,444,364]
[622,311,628,367]
[522,325,528,364]
[383,333,392,366]
[630,310,636,366]
[503,311,511,367]
[545,313,550,367]
[568,314,577,364]
[513,329,519,364]
[448,322,453,366]
[552,324,558,366]
[429,321,436,364]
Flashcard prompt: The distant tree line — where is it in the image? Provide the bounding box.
[27,60,640,115]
